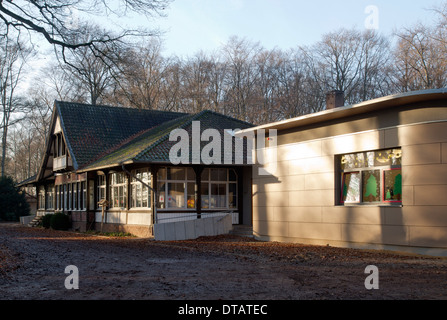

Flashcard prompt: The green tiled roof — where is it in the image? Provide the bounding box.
[80,109,254,171]
[55,101,186,170]
[55,101,254,172]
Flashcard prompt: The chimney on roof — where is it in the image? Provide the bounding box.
[326,90,345,110]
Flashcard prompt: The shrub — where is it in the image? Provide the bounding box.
[50,212,71,230]
[0,176,30,221]
[41,213,53,229]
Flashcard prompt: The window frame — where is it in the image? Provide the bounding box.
[157,167,196,210]
[201,168,238,210]
[109,172,127,209]
[339,148,402,206]
[131,168,151,209]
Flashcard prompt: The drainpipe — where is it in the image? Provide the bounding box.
[120,163,158,227]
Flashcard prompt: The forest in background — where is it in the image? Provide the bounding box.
[3,1,447,183]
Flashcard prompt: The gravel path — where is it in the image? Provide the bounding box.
[1,222,447,301]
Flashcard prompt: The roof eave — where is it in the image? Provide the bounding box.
[240,88,447,134]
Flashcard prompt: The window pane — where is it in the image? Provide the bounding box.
[158,167,166,181]
[201,169,209,181]
[201,183,209,209]
[362,170,381,202]
[168,182,185,208]
[142,185,149,208]
[167,167,185,180]
[187,168,195,181]
[384,169,402,202]
[229,169,237,182]
[210,183,226,208]
[341,172,360,203]
[210,169,219,181]
[229,183,237,209]
[157,182,166,209]
[187,182,195,208]
[218,169,227,181]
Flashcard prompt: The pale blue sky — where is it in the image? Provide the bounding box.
[149,0,443,57]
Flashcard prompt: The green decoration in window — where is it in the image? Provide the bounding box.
[364,174,377,197]
[394,173,402,200]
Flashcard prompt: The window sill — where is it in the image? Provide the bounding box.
[337,203,403,208]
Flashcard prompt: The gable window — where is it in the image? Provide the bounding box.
[201,168,238,210]
[339,148,402,205]
[131,168,151,208]
[157,167,195,209]
[53,133,66,158]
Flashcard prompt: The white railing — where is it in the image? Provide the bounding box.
[53,156,67,171]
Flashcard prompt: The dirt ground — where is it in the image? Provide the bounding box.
[1,222,447,302]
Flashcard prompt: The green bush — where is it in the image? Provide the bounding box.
[50,212,70,230]
[0,176,30,221]
[41,213,53,229]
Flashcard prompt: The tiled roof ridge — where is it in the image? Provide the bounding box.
[54,100,186,116]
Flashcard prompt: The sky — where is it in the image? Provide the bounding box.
[145,0,444,57]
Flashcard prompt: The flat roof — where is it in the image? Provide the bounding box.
[240,88,447,133]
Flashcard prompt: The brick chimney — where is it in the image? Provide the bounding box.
[326,90,345,110]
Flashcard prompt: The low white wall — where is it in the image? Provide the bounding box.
[153,213,233,241]
[20,215,35,225]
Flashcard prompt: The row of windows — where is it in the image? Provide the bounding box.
[96,167,239,210]
[39,182,87,211]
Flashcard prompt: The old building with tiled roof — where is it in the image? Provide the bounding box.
[25,101,254,237]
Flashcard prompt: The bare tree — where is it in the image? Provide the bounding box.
[115,39,170,109]
[0,36,33,177]
[0,0,172,65]
[221,36,263,122]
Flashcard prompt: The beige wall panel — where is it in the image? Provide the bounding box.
[253,206,274,222]
[304,172,334,190]
[273,206,322,223]
[289,189,334,207]
[288,156,334,175]
[402,144,441,166]
[402,185,414,206]
[321,131,382,156]
[397,122,447,146]
[253,160,289,179]
[403,164,447,186]
[386,206,447,227]
[277,140,322,161]
[288,222,342,241]
[322,206,383,225]
[281,174,306,191]
[253,191,289,207]
[409,226,447,248]
[342,224,409,246]
[253,219,288,237]
[414,185,447,205]
[384,128,399,148]
[254,174,305,193]
[442,143,447,163]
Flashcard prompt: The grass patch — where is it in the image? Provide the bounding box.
[83,230,136,237]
